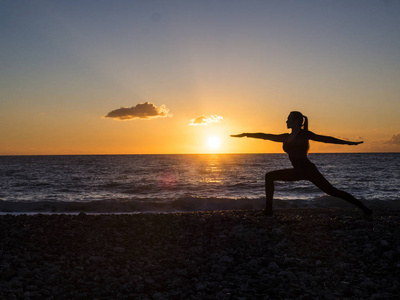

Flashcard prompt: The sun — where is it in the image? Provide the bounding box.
[207,136,221,150]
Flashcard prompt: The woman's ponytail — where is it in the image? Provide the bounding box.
[303,116,308,131]
[289,111,308,131]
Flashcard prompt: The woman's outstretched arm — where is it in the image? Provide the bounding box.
[231,133,287,143]
[308,131,363,145]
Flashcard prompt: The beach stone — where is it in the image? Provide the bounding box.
[278,271,288,278]
[380,240,389,247]
[272,228,284,236]
[353,289,367,298]
[268,262,280,271]
[363,248,373,255]
[323,294,337,300]
[248,259,259,268]
[26,285,38,291]
[2,268,16,280]
[145,277,155,285]
[334,262,348,272]
[284,257,296,264]
[152,292,166,300]
[113,246,125,253]
[10,277,23,288]
[286,271,297,281]
[360,279,377,291]
[338,281,351,292]
[196,281,208,291]
[219,256,233,264]
[89,256,106,263]
[277,270,297,282]
[175,269,188,277]
[120,268,130,277]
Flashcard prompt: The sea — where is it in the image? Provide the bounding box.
[0,153,399,213]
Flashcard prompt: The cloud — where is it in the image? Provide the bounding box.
[189,115,223,126]
[104,102,171,120]
[385,133,400,145]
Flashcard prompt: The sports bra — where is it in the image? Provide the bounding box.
[282,130,310,162]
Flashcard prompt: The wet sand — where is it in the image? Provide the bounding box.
[0,209,399,299]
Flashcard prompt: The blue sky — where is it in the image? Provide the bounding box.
[1,0,400,154]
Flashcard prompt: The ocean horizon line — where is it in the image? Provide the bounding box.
[1,151,399,157]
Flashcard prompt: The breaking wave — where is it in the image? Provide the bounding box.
[0,196,398,214]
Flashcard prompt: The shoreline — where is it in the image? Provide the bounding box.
[1,208,399,299]
[1,197,399,215]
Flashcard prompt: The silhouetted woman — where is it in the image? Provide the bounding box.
[231,111,372,216]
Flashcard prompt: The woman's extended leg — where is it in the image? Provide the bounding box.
[264,169,302,215]
[307,169,372,216]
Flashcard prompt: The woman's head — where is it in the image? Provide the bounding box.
[287,111,308,131]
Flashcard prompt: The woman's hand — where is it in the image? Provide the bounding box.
[348,141,363,145]
[230,133,247,138]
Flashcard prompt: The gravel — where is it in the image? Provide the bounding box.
[0,208,399,299]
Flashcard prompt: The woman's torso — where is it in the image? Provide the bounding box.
[283,130,311,167]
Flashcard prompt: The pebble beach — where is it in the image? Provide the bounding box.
[1,209,399,300]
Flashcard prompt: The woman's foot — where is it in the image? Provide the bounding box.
[262,209,273,216]
[363,207,373,217]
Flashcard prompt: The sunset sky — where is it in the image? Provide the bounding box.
[1,0,400,155]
